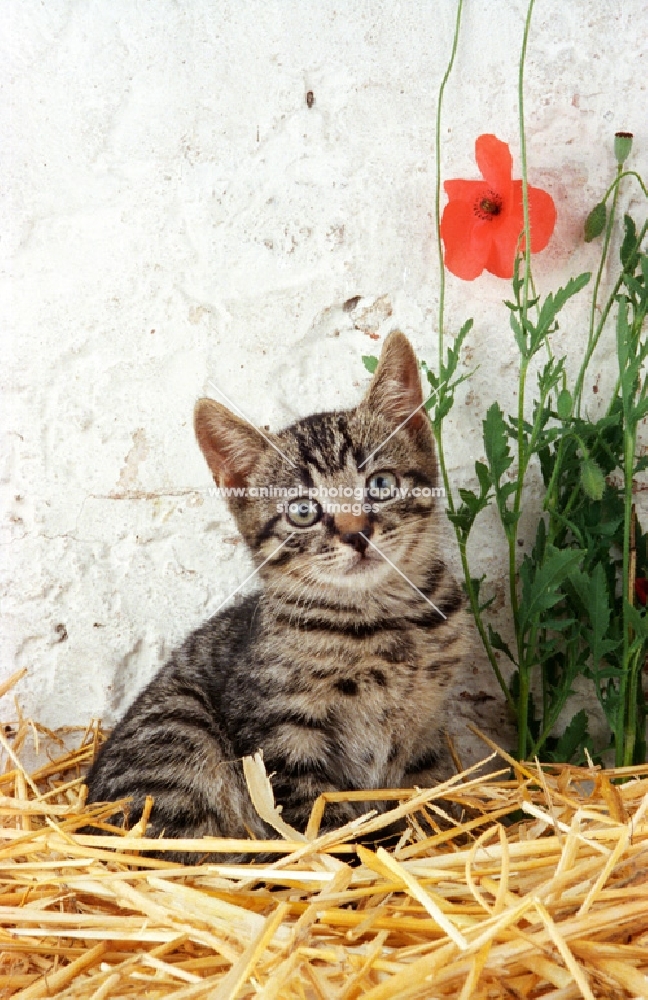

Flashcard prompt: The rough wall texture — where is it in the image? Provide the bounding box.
[3,1,647,757]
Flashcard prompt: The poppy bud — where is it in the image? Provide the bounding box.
[580,457,605,501]
[614,132,633,166]
[556,389,572,420]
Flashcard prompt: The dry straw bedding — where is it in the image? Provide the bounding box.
[0,669,647,999]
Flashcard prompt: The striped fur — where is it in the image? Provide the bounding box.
[86,332,468,861]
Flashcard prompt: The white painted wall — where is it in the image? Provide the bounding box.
[3,1,647,754]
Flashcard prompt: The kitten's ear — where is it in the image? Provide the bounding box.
[194,399,268,488]
[364,330,425,431]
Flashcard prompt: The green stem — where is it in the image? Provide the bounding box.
[605,221,648,416]
[512,0,536,753]
[545,227,637,538]
[531,698,565,759]
[518,2,534,324]
[549,193,648,554]
[435,0,465,377]
[623,648,642,767]
[432,0,513,716]
[600,170,648,204]
[617,423,635,765]
[574,165,622,416]
[509,353,529,643]
[436,431,516,714]
[518,621,539,761]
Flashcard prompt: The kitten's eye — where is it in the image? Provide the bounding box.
[366,471,399,501]
[286,500,321,528]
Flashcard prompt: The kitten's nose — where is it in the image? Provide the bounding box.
[340,530,371,555]
[335,512,374,554]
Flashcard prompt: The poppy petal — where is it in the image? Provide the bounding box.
[485,210,525,278]
[475,134,513,194]
[483,181,556,277]
[507,181,557,253]
[441,136,556,282]
[527,185,557,252]
[443,179,489,204]
[441,200,492,280]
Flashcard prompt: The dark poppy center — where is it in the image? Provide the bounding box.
[474,191,503,220]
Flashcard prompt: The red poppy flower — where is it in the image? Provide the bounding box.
[635,577,648,606]
[440,134,557,280]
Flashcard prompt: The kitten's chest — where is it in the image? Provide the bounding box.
[247,614,458,785]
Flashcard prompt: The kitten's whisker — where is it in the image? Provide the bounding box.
[360,534,446,619]
[207,533,296,615]
[206,380,297,469]
[268,573,321,626]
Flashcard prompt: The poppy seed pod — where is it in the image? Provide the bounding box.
[614,132,633,166]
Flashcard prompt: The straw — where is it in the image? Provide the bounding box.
[0,685,647,999]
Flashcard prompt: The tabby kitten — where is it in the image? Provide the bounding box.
[86,331,468,861]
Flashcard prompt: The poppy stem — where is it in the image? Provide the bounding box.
[514,0,536,760]
[574,164,622,417]
[600,170,648,205]
[603,220,648,416]
[518,0,534,321]
[432,0,515,715]
[435,0,465,378]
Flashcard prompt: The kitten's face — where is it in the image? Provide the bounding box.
[195,331,440,610]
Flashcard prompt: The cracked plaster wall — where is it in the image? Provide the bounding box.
[2,1,647,755]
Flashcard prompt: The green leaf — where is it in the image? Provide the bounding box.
[531,517,547,566]
[635,455,648,474]
[422,366,438,392]
[584,202,606,242]
[499,482,518,502]
[641,250,648,287]
[553,271,592,310]
[433,395,454,420]
[456,317,474,346]
[519,546,584,637]
[458,487,487,513]
[580,457,606,501]
[453,488,490,536]
[557,389,572,420]
[475,461,492,498]
[625,600,648,641]
[623,271,648,307]
[534,273,591,349]
[569,565,618,673]
[466,575,496,613]
[501,508,522,532]
[447,492,486,535]
[633,397,648,423]
[509,313,527,356]
[616,295,631,372]
[554,710,589,762]
[446,509,471,534]
[538,357,566,399]
[438,319,474,383]
[540,617,578,632]
[620,213,638,272]
[487,624,516,664]
[362,355,378,374]
[483,403,513,484]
